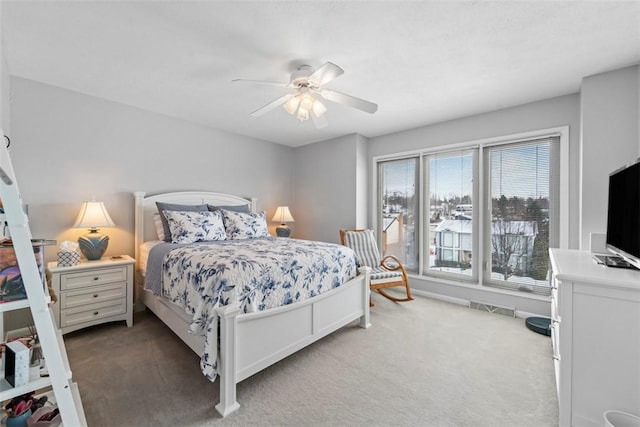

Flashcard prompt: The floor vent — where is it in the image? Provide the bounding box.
[469,301,515,317]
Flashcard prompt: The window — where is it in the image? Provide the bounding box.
[424,149,476,280]
[376,130,565,296]
[485,137,560,294]
[378,157,419,271]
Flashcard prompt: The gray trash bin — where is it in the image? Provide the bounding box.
[604,410,640,427]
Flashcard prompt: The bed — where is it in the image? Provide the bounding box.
[133,191,371,417]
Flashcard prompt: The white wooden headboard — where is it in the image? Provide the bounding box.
[133,191,257,268]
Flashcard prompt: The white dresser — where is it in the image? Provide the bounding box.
[549,249,640,427]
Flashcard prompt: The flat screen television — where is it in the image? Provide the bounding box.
[605,159,640,270]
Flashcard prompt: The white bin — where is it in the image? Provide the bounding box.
[604,410,640,427]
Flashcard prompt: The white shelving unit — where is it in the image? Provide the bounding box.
[0,132,86,426]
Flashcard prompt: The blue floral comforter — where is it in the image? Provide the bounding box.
[145,237,357,381]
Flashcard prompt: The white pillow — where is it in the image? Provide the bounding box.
[221,210,270,240]
[163,210,227,244]
[152,213,166,241]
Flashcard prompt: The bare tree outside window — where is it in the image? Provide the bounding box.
[491,220,536,281]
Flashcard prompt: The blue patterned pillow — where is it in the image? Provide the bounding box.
[163,210,227,243]
[156,202,208,242]
[222,210,270,239]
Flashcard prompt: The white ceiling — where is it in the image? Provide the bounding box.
[2,1,639,147]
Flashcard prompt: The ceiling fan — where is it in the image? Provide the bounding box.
[232,62,378,128]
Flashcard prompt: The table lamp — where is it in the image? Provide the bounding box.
[272,206,294,237]
[73,201,115,260]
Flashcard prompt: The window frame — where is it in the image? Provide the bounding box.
[422,148,479,282]
[371,126,569,294]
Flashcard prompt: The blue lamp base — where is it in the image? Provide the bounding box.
[78,230,109,260]
[275,224,291,237]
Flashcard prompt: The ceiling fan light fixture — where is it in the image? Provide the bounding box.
[283,95,300,115]
[237,61,377,125]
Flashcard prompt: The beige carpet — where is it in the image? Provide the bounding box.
[64,293,558,426]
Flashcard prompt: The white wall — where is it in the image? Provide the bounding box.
[9,77,293,262]
[0,0,10,133]
[355,133,368,229]
[580,65,640,249]
[293,133,365,243]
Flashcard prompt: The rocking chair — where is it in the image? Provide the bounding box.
[340,229,414,307]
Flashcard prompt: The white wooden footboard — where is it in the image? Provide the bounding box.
[215,267,370,417]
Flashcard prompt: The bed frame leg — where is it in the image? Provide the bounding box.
[358,267,372,329]
[215,304,241,417]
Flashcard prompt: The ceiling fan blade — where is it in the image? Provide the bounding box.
[250,94,294,117]
[232,79,290,87]
[311,113,328,129]
[320,89,378,114]
[308,62,344,87]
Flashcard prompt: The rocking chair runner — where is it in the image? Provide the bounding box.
[340,229,414,306]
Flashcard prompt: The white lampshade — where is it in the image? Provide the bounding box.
[272,206,294,224]
[296,107,310,122]
[283,95,301,115]
[312,100,327,118]
[73,201,115,261]
[299,93,314,110]
[73,201,115,229]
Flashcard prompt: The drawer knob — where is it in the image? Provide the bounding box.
[93,277,99,281]
[93,311,99,316]
[93,294,99,298]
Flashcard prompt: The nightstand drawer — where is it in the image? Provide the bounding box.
[60,266,127,291]
[60,299,127,328]
[60,282,126,310]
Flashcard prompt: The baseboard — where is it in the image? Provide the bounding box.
[398,289,548,319]
[410,289,470,307]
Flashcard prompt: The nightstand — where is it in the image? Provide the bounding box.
[47,255,135,334]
